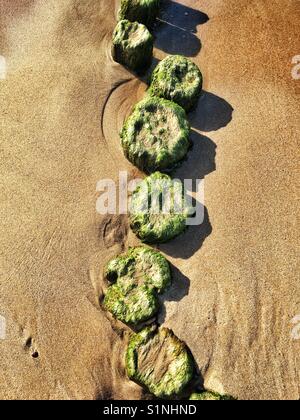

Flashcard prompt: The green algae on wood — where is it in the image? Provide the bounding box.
[129,172,194,244]
[112,19,153,72]
[126,326,194,398]
[103,247,171,325]
[119,0,160,27]
[121,96,190,173]
[149,55,203,112]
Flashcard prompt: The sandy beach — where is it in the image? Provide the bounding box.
[0,0,299,400]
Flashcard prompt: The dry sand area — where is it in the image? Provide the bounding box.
[0,0,299,400]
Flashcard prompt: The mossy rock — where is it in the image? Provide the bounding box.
[149,55,203,112]
[190,391,236,400]
[112,20,153,72]
[105,246,171,293]
[126,326,194,398]
[104,284,158,325]
[119,0,160,27]
[103,247,171,325]
[129,172,194,244]
[121,97,190,173]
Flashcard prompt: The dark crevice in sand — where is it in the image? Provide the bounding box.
[25,336,33,349]
[23,333,40,360]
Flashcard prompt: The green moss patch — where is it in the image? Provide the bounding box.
[121,97,190,173]
[129,172,194,243]
[112,19,153,72]
[119,0,160,27]
[149,55,203,111]
[103,247,171,325]
[126,326,194,398]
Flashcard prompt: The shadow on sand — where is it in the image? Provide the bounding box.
[154,0,209,57]
[158,206,212,260]
[190,91,234,132]
[158,263,191,325]
[158,91,234,260]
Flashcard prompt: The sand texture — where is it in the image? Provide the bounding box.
[0,0,299,400]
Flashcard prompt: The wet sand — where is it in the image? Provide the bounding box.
[0,0,299,400]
